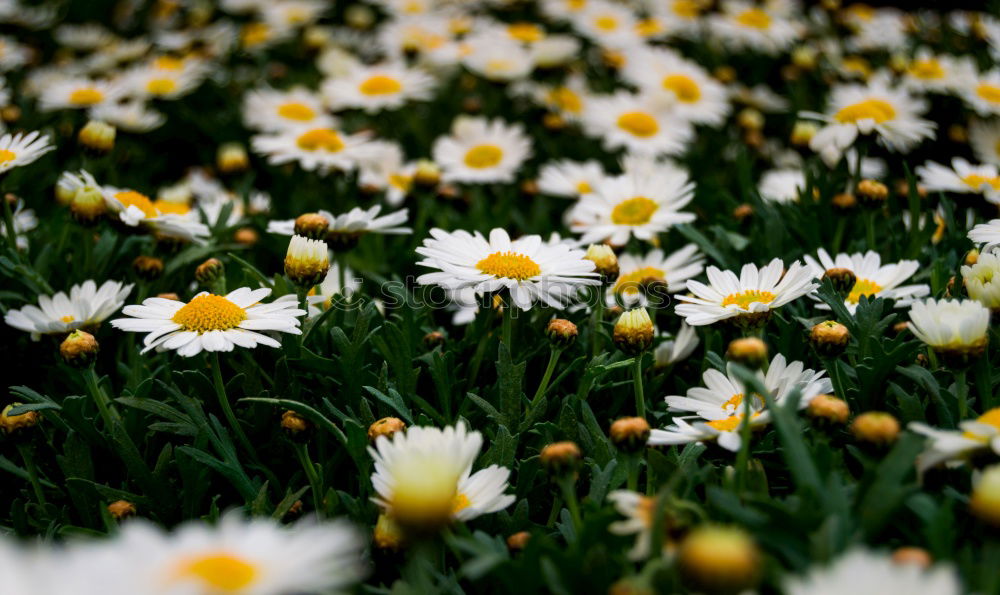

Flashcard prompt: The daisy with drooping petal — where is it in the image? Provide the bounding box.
[569,165,696,246]
[757,168,805,204]
[432,116,532,184]
[251,126,372,174]
[653,322,700,368]
[801,76,935,166]
[623,47,730,126]
[323,62,436,113]
[0,131,53,174]
[910,408,1000,473]
[610,244,705,307]
[650,353,831,452]
[708,0,802,55]
[784,549,960,595]
[969,219,1000,248]
[582,91,693,157]
[5,280,133,340]
[369,422,514,531]
[416,228,599,310]
[804,249,929,313]
[243,86,335,132]
[102,186,210,243]
[537,159,604,198]
[110,287,306,357]
[917,157,1000,204]
[961,70,1000,118]
[675,258,818,326]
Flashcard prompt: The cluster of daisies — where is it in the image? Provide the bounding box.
[2,0,1000,592]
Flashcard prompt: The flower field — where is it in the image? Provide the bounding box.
[2,0,1000,593]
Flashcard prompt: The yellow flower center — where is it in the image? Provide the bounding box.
[611,197,658,225]
[153,200,191,215]
[115,190,159,218]
[672,0,700,17]
[841,56,871,78]
[147,78,177,95]
[476,251,541,280]
[484,58,513,73]
[614,266,667,295]
[242,22,271,47]
[176,553,257,592]
[707,414,744,432]
[977,83,1000,104]
[962,173,1000,192]
[154,56,184,70]
[452,492,471,513]
[69,88,105,106]
[171,294,248,333]
[464,144,504,169]
[835,99,896,124]
[594,15,619,31]
[359,75,403,96]
[277,101,316,121]
[662,74,701,103]
[735,8,771,29]
[389,173,413,192]
[721,393,763,414]
[636,18,663,36]
[576,180,592,194]
[846,278,883,304]
[296,128,345,153]
[60,315,75,323]
[0,149,16,164]
[547,87,583,114]
[908,59,944,80]
[721,290,776,310]
[508,22,544,42]
[617,111,659,137]
[964,408,1000,441]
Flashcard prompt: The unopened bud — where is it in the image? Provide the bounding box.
[78,120,115,154]
[374,513,406,550]
[737,108,764,131]
[806,394,850,425]
[546,318,578,348]
[823,267,857,297]
[585,244,619,283]
[60,330,99,367]
[732,203,753,223]
[725,337,768,368]
[217,142,249,174]
[194,258,224,285]
[678,526,761,595]
[132,255,164,281]
[0,403,40,434]
[613,308,655,355]
[892,547,932,568]
[423,331,446,350]
[857,179,888,206]
[540,441,581,477]
[281,410,312,439]
[507,531,530,552]
[234,227,259,246]
[368,417,406,443]
[610,417,651,453]
[284,235,330,288]
[413,160,441,188]
[294,213,330,240]
[107,500,137,520]
[851,411,900,446]
[790,121,818,146]
[810,320,850,356]
[832,192,857,211]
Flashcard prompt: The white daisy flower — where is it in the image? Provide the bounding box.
[847,9,908,52]
[607,490,677,561]
[416,228,599,310]
[610,244,705,307]
[802,76,935,166]
[675,258,818,326]
[431,117,532,184]
[0,35,30,72]
[582,91,693,157]
[653,322,700,367]
[89,100,165,132]
[267,206,411,248]
[758,168,805,204]
[111,287,306,357]
[900,49,977,95]
[910,407,1000,472]
[0,131,53,174]
[37,76,124,111]
[526,74,591,121]
[569,165,696,246]
[243,87,335,132]
[356,141,417,206]
[369,421,514,529]
[537,159,604,198]
[5,280,133,340]
[969,219,1000,249]
[907,298,990,357]
[461,35,535,82]
[708,0,802,55]
[102,186,210,243]
[916,157,1000,204]
[970,119,1000,166]
[651,353,831,452]
[960,69,1000,117]
[784,549,960,595]
[0,199,35,250]
[262,0,328,29]
[804,249,929,313]
[567,0,638,48]
[964,249,1000,310]
[647,0,706,38]
[121,58,209,100]
[323,62,436,113]
[622,47,730,126]
[251,126,372,174]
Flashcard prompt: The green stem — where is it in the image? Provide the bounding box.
[955,368,968,420]
[626,454,639,492]
[545,495,563,527]
[17,443,46,507]
[530,348,561,406]
[735,395,753,495]
[831,217,846,255]
[294,442,324,515]
[633,354,646,419]
[591,286,605,358]
[84,367,120,426]
[211,353,255,458]
[557,477,582,531]
[865,211,876,250]
[2,195,19,257]
[501,300,513,346]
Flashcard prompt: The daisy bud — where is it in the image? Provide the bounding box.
[791,46,817,70]
[605,304,624,320]
[462,97,482,114]
[737,108,764,131]
[614,308,655,355]
[806,394,850,425]
[831,192,857,211]
[948,124,968,144]
[892,547,932,568]
[856,179,889,206]
[345,4,375,29]
[678,525,761,595]
[584,244,619,284]
[285,500,304,519]
[1,105,20,123]
[609,416,651,454]
[217,142,249,174]
[725,337,768,369]
[374,513,406,551]
[78,120,115,154]
[713,65,736,83]
[970,464,1000,527]
[810,321,850,356]
[281,410,312,440]
[790,121,818,146]
[851,411,900,446]
[732,203,753,223]
[966,249,979,267]
[423,331,446,350]
[0,403,40,435]
[285,235,330,288]
[157,292,180,301]
[303,26,333,48]
[413,160,441,188]
[506,531,531,552]
[195,257,224,285]
[543,112,566,130]
[107,499,137,521]
[233,227,259,246]
[368,417,406,444]
[132,255,164,281]
[540,441,582,478]
[546,318,578,348]
[60,330,99,368]
[822,267,857,297]
[69,185,107,225]
[293,213,330,240]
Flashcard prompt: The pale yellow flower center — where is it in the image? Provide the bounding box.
[175,553,257,591]
[662,74,701,103]
[476,251,541,280]
[721,393,764,414]
[672,0,700,17]
[153,200,191,215]
[846,278,883,304]
[242,23,271,47]
[977,83,1000,104]
[611,197,658,225]
[908,59,944,80]
[547,87,582,114]
[508,22,544,42]
[594,15,619,31]
[834,99,896,124]
[147,78,177,95]
[962,173,1000,191]
[452,492,471,513]
[614,266,666,295]
[576,180,592,194]
[964,408,1000,441]
[707,412,760,431]
[154,56,184,70]
[115,190,159,218]
[172,295,247,333]
[721,289,775,309]
[60,315,75,323]
[464,144,504,169]
[735,8,771,29]
[69,88,105,106]
[617,111,659,137]
[296,128,345,152]
[359,75,403,96]
[0,149,16,164]
[277,101,316,121]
